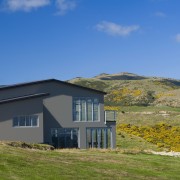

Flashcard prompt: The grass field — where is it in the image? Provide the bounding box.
[117,106,180,126]
[114,105,180,152]
[116,131,160,151]
[119,106,180,113]
[0,142,180,180]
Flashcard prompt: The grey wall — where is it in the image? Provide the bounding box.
[0,97,43,143]
[42,82,106,148]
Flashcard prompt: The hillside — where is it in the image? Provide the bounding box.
[69,72,180,107]
[0,142,180,180]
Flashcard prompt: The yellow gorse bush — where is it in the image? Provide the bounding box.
[156,92,174,99]
[105,87,143,105]
[117,123,180,152]
[104,106,121,111]
[133,89,142,96]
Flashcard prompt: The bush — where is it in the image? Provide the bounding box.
[7,141,55,150]
[117,123,180,152]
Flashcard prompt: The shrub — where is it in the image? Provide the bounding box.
[117,123,180,152]
[7,141,55,150]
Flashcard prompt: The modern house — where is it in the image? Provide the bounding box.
[0,79,116,149]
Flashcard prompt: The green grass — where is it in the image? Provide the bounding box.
[119,106,180,113]
[116,106,180,126]
[114,106,180,151]
[116,132,160,152]
[117,112,180,126]
[0,143,180,180]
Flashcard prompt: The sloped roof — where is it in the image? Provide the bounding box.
[0,79,106,94]
[0,93,49,104]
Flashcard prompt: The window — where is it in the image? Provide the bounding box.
[87,99,92,121]
[73,98,100,122]
[51,128,79,148]
[93,99,99,121]
[13,115,39,127]
[86,128,112,148]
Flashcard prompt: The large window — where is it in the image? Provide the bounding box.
[51,128,79,148]
[73,98,100,122]
[86,128,112,148]
[13,115,39,127]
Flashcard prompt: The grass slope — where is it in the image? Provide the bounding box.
[0,143,180,180]
[117,106,180,126]
[115,106,180,151]
[116,131,160,151]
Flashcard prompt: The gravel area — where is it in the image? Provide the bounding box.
[150,151,180,157]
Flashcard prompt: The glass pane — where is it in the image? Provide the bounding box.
[86,129,91,148]
[19,116,26,126]
[81,99,86,121]
[26,116,31,126]
[97,129,101,148]
[73,99,80,121]
[13,117,19,127]
[93,129,98,148]
[71,129,78,148]
[105,111,116,121]
[51,128,78,148]
[87,99,92,121]
[86,128,111,149]
[31,116,38,126]
[100,129,105,148]
[51,128,57,136]
[93,99,99,121]
[58,128,65,134]
[107,129,111,148]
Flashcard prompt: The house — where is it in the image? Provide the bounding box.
[0,79,116,149]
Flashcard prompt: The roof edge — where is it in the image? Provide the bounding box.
[0,93,50,104]
[0,79,106,95]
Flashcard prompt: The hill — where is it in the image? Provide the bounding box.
[68,72,180,107]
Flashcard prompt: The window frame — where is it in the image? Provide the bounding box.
[12,115,39,128]
[73,97,100,122]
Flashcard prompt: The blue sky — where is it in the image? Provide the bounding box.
[0,0,180,84]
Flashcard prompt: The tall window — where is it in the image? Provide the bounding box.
[73,98,100,122]
[86,128,112,148]
[13,115,39,127]
[87,99,92,121]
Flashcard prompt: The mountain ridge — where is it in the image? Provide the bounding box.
[70,72,180,81]
[68,72,180,107]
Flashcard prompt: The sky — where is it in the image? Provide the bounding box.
[0,0,180,84]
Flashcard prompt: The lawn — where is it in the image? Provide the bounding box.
[0,143,180,180]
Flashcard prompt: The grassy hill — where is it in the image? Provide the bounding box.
[69,72,180,107]
[69,73,180,152]
[0,142,180,180]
